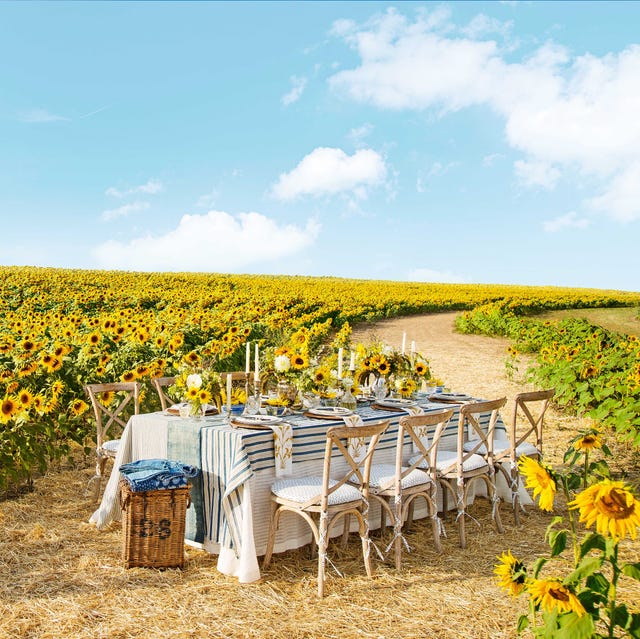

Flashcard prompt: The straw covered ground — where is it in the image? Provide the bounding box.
[1,312,638,639]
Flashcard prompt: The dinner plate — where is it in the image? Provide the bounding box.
[428,393,472,403]
[165,402,218,416]
[375,398,417,409]
[305,406,354,419]
[231,414,282,428]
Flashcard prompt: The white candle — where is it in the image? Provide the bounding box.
[349,350,356,371]
[401,332,406,355]
[226,373,232,414]
[254,344,260,381]
[245,342,250,374]
[410,340,416,355]
[337,347,343,380]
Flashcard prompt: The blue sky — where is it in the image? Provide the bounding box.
[2,1,639,291]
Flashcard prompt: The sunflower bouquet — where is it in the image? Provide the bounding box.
[495,426,640,638]
[169,367,222,417]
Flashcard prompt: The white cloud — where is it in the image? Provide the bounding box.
[543,211,590,233]
[328,8,640,222]
[92,211,321,272]
[347,123,374,146]
[196,188,220,209]
[514,159,561,189]
[461,14,513,39]
[106,179,164,198]
[416,161,459,192]
[587,162,640,222]
[282,75,308,106]
[101,201,150,222]
[271,147,387,201]
[18,108,69,123]
[407,267,468,283]
[482,153,504,167]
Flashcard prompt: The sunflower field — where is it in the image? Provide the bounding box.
[2,265,640,494]
[456,301,640,447]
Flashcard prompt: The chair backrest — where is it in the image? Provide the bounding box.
[85,382,140,449]
[397,409,456,488]
[303,420,389,511]
[442,397,507,476]
[151,376,176,411]
[507,388,554,461]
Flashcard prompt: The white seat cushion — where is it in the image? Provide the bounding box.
[101,439,120,454]
[463,438,539,458]
[411,449,487,474]
[369,463,432,492]
[271,476,361,506]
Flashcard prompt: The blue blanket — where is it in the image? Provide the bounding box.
[120,458,198,492]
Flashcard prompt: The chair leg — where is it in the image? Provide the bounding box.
[429,499,442,554]
[456,480,466,549]
[317,512,329,598]
[490,478,505,534]
[341,513,351,548]
[394,496,403,571]
[262,500,279,569]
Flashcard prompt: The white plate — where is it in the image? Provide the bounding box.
[307,406,353,417]
[428,393,472,402]
[375,398,417,409]
[232,414,282,426]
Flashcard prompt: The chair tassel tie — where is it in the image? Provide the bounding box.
[361,497,385,561]
[318,512,343,578]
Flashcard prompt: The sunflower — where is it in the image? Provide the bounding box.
[50,380,64,396]
[18,361,38,377]
[527,579,585,617]
[186,387,199,399]
[377,359,390,375]
[135,364,150,377]
[70,399,90,417]
[17,388,33,408]
[291,353,308,370]
[198,389,212,404]
[48,357,62,372]
[21,339,36,353]
[99,391,115,406]
[414,361,429,376]
[494,550,526,597]
[121,370,136,382]
[183,352,201,366]
[569,480,640,541]
[0,396,18,423]
[573,433,602,452]
[87,332,101,346]
[519,456,557,511]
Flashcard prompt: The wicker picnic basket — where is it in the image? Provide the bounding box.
[119,479,191,569]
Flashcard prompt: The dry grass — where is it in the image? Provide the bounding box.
[1,312,638,639]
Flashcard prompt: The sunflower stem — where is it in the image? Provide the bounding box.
[583,450,589,490]
[561,477,580,567]
[606,544,619,639]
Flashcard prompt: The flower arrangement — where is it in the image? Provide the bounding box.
[494,425,640,638]
[169,367,222,417]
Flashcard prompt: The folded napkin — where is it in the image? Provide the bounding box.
[401,405,429,453]
[268,421,293,477]
[343,414,366,463]
[119,458,199,492]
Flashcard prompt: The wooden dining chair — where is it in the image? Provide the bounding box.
[494,389,554,524]
[151,376,176,411]
[85,381,140,500]
[262,419,390,597]
[436,397,507,548]
[370,408,455,570]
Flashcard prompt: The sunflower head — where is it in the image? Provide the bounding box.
[494,550,527,597]
[527,579,585,617]
[573,432,602,453]
[519,456,557,511]
[570,479,640,541]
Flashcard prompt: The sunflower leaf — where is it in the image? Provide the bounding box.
[585,572,610,598]
[622,562,640,581]
[532,556,548,579]
[579,532,606,560]
[555,611,596,639]
[548,529,567,557]
[565,556,603,584]
[516,615,530,633]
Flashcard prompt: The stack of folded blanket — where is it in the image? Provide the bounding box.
[119,458,199,492]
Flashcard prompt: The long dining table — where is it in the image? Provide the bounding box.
[90,394,523,583]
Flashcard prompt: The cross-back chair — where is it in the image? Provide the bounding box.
[262,419,390,597]
[85,381,140,500]
[495,389,554,524]
[370,408,455,570]
[436,397,507,548]
[151,376,176,411]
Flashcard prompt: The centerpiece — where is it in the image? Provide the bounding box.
[169,367,222,417]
